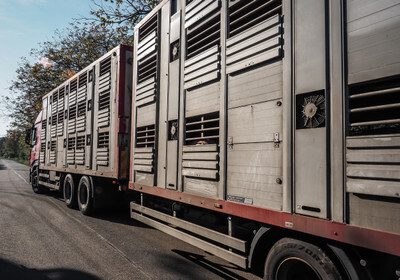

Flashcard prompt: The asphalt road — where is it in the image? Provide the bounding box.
[0,159,261,280]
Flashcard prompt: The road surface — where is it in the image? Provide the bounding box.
[0,159,261,280]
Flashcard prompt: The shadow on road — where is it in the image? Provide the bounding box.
[153,249,251,280]
[0,163,8,170]
[0,258,101,280]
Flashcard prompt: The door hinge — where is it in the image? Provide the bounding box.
[274,133,280,148]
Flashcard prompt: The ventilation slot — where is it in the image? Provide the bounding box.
[76,102,86,132]
[348,76,400,136]
[136,125,155,148]
[67,137,75,165]
[100,56,112,76]
[50,114,57,138]
[70,79,77,94]
[182,144,219,180]
[97,131,109,166]
[50,140,56,164]
[69,80,77,107]
[75,136,85,165]
[136,14,158,107]
[58,87,65,111]
[68,104,76,133]
[57,111,64,136]
[185,112,219,145]
[226,0,282,74]
[40,120,46,164]
[98,72,111,128]
[184,0,221,90]
[79,72,87,88]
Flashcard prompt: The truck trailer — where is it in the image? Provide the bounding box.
[127,0,400,279]
[29,45,133,214]
[27,0,400,279]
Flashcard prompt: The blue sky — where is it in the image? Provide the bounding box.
[0,0,94,136]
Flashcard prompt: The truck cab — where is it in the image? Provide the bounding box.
[28,111,45,193]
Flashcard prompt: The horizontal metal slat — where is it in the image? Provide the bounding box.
[185,0,220,29]
[347,178,400,198]
[130,208,247,268]
[350,87,400,99]
[347,164,400,180]
[134,153,154,159]
[134,165,153,172]
[137,77,156,90]
[136,89,156,102]
[131,203,246,252]
[182,160,218,169]
[351,119,400,127]
[182,152,218,161]
[137,44,157,61]
[184,71,219,89]
[226,48,281,74]
[227,26,281,57]
[138,37,157,57]
[227,14,280,47]
[350,103,400,113]
[138,31,156,51]
[347,149,400,164]
[136,95,155,107]
[136,82,156,96]
[185,53,219,76]
[226,37,281,65]
[185,45,219,68]
[184,62,219,83]
[183,144,218,152]
[347,136,400,148]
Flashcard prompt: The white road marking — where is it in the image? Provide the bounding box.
[13,170,28,184]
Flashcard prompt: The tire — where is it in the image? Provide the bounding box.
[264,238,342,280]
[77,176,94,215]
[31,167,47,194]
[63,174,77,209]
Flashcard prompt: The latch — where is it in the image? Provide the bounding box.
[228,136,234,150]
[274,133,280,148]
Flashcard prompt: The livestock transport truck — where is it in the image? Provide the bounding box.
[26,1,400,279]
[29,45,133,214]
[127,0,400,279]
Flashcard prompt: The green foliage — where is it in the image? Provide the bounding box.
[86,0,161,38]
[4,21,128,162]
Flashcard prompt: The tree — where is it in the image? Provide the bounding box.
[4,21,127,161]
[86,0,161,38]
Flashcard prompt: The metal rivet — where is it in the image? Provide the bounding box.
[277,101,282,106]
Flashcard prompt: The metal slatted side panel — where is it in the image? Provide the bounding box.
[97,131,109,166]
[50,140,56,164]
[75,136,85,165]
[184,0,221,90]
[98,71,111,128]
[134,14,159,185]
[346,76,400,199]
[226,0,282,75]
[67,137,75,165]
[40,120,46,164]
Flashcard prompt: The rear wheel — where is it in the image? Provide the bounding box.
[77,176,94,215]
[31,167,47,194]
[63,174,77,208]
[264,238,342,280]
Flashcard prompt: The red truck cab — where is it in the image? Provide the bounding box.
[28,111,45,193]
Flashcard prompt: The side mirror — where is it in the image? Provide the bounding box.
[25,128,32,146]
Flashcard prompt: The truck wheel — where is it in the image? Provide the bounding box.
[63,174,77,208]
[31,167,47,194]
[264,238,342,280]
[77,176,94,215]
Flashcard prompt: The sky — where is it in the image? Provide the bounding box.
[0,0,94,137]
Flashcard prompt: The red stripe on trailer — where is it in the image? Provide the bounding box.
[130,182,400,257]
